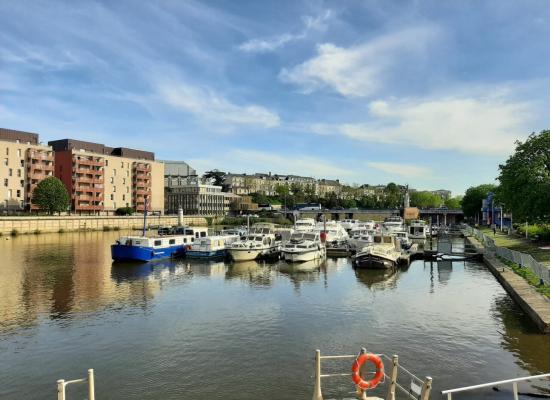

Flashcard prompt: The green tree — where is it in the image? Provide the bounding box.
[461,184,497,220]
[202,170,226,186]
[32,177,70,214]
[383,183,403,208]
[444,196,462,209]
[410,191,443,208]
[498,130,550,222]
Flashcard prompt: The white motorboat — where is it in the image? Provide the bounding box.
[382,216,404,234]
[294,218,317,232]
[348,228,377,252]
[353,234,401,269]
[356,220,376,230]
[227,224,280,261]
[340,219,359,231]
[393,230,412,249]
[316,220,349,243]
[282,231,326,262]
[408,220,427,240]
[186,234,240,258]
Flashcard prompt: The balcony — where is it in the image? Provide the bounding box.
[75,204,104,211]
[133,189,152,196]
[74,158,104,167]
[75,194,104,201]
[74,176,103,184]
[27,153,54,162]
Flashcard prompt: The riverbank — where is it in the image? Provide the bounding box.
[0,215,207,235]
[466,235,550,333]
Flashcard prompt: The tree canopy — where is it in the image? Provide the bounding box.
[31,177,70,214]
[497,130,550,222]
[410,191,443,208]
[461,184,497,219]
[202,170,226,186]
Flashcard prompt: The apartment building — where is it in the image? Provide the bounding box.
[317,179,342,197]
[49,139,164,214]
[165,177,226,215]
[223,172,321,196]
[0,128,54,211]
[162,160,197,187]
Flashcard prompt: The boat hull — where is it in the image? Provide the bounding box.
[111,244,187,262]
[283,248,325,263]
[354,254,396,269]
[186,249,226,259]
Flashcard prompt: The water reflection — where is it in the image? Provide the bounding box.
[354,268,399,291]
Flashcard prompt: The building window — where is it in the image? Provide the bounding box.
[16,190,20,198]
[122,178,125,184]
[110,177,114,184]
[17,169,21,177]
[110,194,114,200]
[122,194,125,201]
[121,161,124,168]
[17,149,21,157]
[105,159,109,166]
[20,159,24,167]
[20,180,24,187]
[113,186,116,192]
[3,158,7,166]
[113,169,116,176]
[126,186,129,193]
[5,148,8,155]
[7,189,12,198]
[4,179,7,187]
[8,169,12,177]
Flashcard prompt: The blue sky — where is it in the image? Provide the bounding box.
[2,0,550,195]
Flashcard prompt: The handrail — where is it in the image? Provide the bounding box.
[441,373,550,394]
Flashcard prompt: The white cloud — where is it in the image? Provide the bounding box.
[368,162,432,178]
[338,94,532,155]
[279,25,439,97]
[306,89,533,156]
[239,9,332,53]
[156,81,280,128]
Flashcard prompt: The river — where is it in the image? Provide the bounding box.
[0,231,548,400]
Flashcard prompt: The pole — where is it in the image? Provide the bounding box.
[420,377,433,400]
[385,355,399,400]
[525,221,528,239]
[500,206,503,231]
[142,196,148,237]
[510,212,513,235]
[312,350,323,400]
[57,380,65,400]
[88,369,95,400]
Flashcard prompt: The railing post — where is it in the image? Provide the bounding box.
[385,355,398,400]
[312,349,323,400]
[57,379,65,400]
[88,369,95,400]
[420,377,432,400]
[512,382,519,400]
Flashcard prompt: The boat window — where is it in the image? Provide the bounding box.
[195,233,199,238]
[169,239,176,245]
[201,231,207,237]
[184,238,187,243]
[154,240,162,246]
[255,237,263,241]
[304,233,316,241]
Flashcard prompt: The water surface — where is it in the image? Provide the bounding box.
[0,231,549,399]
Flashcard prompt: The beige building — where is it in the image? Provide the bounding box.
[0,128,54,212]
[49,139,164,214]
[317,179,342,197]
[165,177,226,215]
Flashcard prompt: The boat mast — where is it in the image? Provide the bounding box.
[142,196,148,237]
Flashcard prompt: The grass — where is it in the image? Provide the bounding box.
[10,229,19,236]
[480,227,550,267]
[498,257,550,299]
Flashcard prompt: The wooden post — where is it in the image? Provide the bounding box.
[57,380,65,400]
[420,377,433,400]
[88,369,95,400]
[312,350,323,400]
[385,355,398,400]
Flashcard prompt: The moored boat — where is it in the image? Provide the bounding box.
[408,220,427,239]
[282,231,326,262]
[111,235,189,262]
[352,234,401,269]
[186,235,240,258]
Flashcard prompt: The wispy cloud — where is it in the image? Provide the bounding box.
[279,25,439,97]
[368,162,432,178]
[156,80,280,128]
[239,9,332,53]
[308,89,534,156]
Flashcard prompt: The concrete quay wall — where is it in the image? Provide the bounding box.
[0,215,207,235]
[466,236,550,333]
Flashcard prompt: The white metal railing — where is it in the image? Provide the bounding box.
[57,369,95,400]
[441,373,550,400]
[465,226,549,283]
[312,348,432,400]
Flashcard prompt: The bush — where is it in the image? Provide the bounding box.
[113,226,120,231]
[115,207,134,216]
[58,228,65,233]
[205,217,213,226]
[33,229,41,235]
[516,224,550,241]
[103,226,112,231]
[10,229,18,236]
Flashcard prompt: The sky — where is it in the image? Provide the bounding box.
[2,0,550,195]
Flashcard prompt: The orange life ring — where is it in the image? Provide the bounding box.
[351,353,384,390]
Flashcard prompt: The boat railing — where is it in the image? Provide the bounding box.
[441,373,550,400]
[57,369,95,400]
[312,349,432,400]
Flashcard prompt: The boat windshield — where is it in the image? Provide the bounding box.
[304,233,317,241]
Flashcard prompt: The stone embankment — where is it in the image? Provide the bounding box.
[0,215,207,235]
[466,236,550,333]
